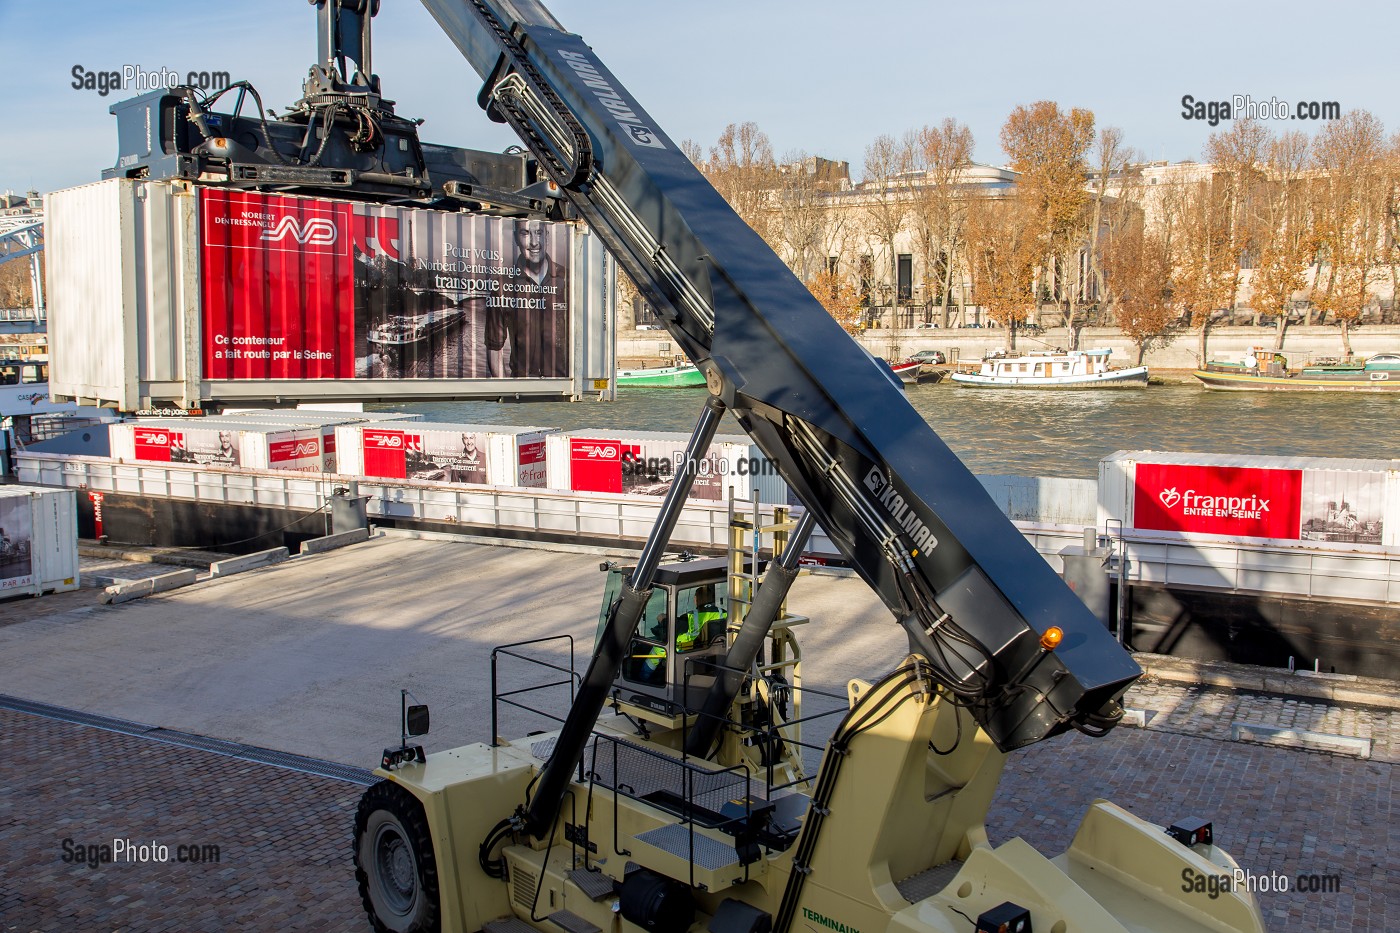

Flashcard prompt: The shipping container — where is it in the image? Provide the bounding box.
[111,420,335,473]
[219,409,423,425]
[544,430,789,505]
[212,410,422,471]
[0,485,80,597]
[336,422,557,488]
[1099,450,1400,547]
[46,178,616,411]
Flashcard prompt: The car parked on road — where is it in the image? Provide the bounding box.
[910,350,946,365]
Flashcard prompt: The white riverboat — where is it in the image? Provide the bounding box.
[951,348,1148,389]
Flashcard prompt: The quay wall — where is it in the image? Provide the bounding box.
[620,325,1400,370]
[21,453,1397,680]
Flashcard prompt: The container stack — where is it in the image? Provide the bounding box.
[335,422,556,488]
[544,429,789,505]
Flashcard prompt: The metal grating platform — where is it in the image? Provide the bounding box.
[484,919,540,933]
[634,823,740,872]
[548,910,601,933]
[0,694,375,785]
[895,860,965,902]
[568,868,616,901]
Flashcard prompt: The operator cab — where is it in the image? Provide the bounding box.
[598,556,749,718]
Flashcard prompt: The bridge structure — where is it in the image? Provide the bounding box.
[0,212,45,325]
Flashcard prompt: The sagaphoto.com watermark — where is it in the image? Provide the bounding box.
[1182,94,1341,127]
[1181,866,1342,899]
[61,836,222,869]
[71,64,231,97]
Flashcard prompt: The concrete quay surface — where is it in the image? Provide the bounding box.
[0,535,1394,931]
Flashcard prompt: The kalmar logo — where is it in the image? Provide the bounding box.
[1159,487,1182,509]
[259,216,337,246]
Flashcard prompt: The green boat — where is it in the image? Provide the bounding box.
[1194,348,1400,392]
[614,362,706,387]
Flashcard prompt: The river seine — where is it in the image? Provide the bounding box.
[378,384,1397,479]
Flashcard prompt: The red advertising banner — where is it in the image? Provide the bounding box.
[362,429,409,479]
[199,189,572,383]
[201,190,355,379]
[133,427,177,462]
[570,438,625,493]
[1133,463,1303,539]
[518,439,547,488]
[268,435,322,468]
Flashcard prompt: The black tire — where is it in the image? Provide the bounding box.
[354,780,441,933]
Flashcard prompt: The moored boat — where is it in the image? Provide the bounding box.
[367,305,468,348]
[615,362,706,387]
[1194,349,1400,391]
[951,348,1148,389]
[883,358,922,385]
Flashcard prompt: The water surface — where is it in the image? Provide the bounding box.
[375,383,1398,478]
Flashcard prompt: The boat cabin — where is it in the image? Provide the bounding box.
[974,348,1115,379]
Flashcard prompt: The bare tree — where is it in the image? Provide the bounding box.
[1251,131,1315,350]
[804,267,864,335]
[859,134,913,325]
[1102,204,1178,364]
[0,261,32,309]
[1085,127,1133,335]
[1172,176,1237,364]
[1312,110,1387,359]
[775,152,841,282]
[1000,101,1096,344]
[908,119,974,327]
[964,194,1038,350]
[706,122,780,245]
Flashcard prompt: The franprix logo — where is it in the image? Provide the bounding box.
[259,217,337,246]
[1158,487,1271,520]
[1133,462,1302,539]
[862,466,938,552]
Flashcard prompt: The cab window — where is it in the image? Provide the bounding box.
[674,581,728,653]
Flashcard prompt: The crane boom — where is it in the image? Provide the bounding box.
[421,0,1140,759]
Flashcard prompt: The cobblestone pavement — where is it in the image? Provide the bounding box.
[1126,677,1400,763]
[2,700,1393,932]
[995,728,1395,933]
[0,709,366,932]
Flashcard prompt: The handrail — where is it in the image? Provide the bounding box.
[490,634,577,748]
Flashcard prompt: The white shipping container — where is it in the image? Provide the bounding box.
[337,423,557,487]
[110,420,333,472]
[213,410,422,471]
[220,409,423,425]
[1099,450,1399,547]
[0,485,80,597]
[544,429,789,505]
[46,178,615,411]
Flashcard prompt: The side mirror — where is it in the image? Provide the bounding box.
[405,704,430,737]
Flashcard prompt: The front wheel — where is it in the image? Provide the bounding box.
[354,780,441,933]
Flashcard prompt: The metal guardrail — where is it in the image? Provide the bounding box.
[17,452,1400,606]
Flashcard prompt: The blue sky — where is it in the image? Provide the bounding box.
[3,0,1397,195]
